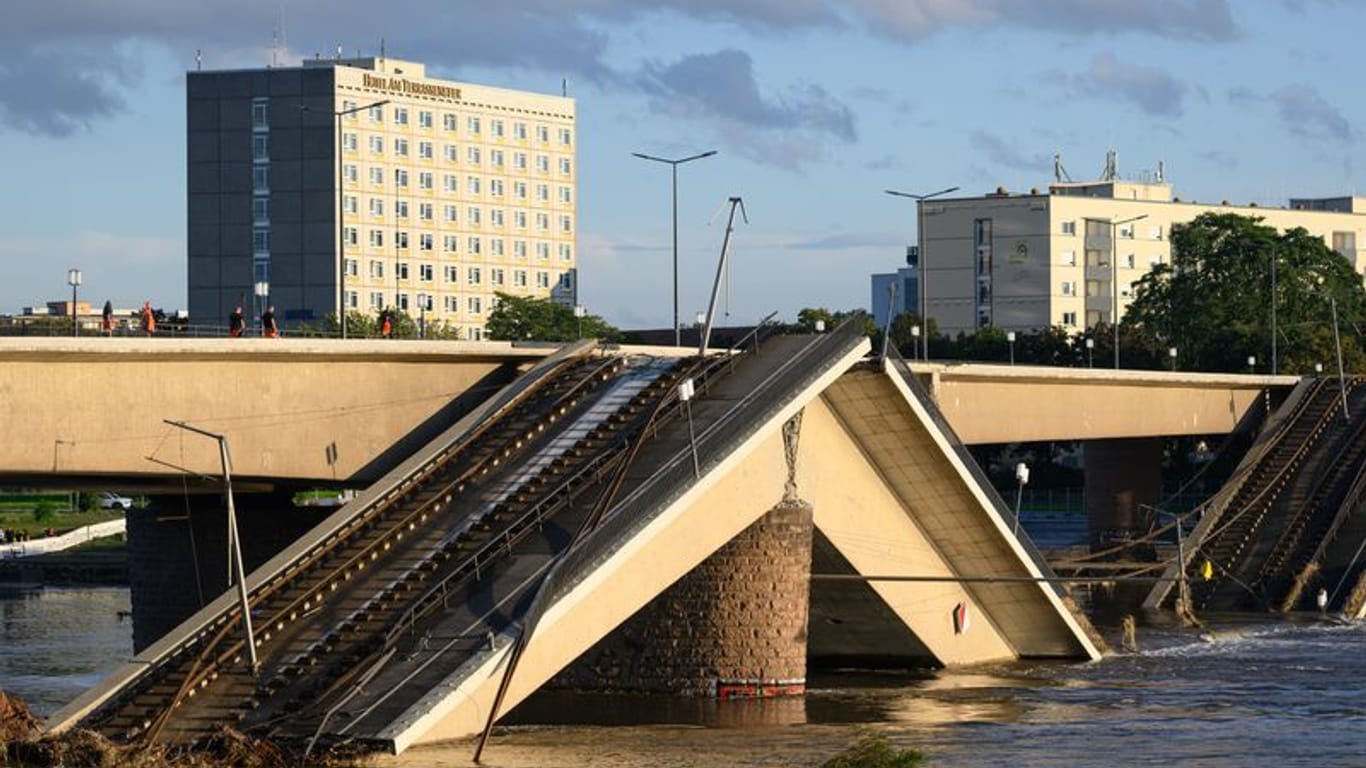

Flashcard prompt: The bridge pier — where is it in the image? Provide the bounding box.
[549,499,814,697]
[127,492,330,652]
[1084,437,1163,622]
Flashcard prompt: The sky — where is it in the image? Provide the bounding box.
[1,0,1364,328]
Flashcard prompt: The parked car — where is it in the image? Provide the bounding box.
[99,492,133,510]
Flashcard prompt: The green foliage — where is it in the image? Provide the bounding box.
[484,293,620,342]
[822,730,924,768]
[31,501,56,525]
[78,492,100,514]
[792,308,877,337]
[1126,212,1366,373]
[305,309,464,340]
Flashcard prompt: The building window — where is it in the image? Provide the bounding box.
[1150,225,1164,240]
[395,169,409,188]
[419,110,433,128]
[444,174,458,192]
[559,157,572,174]
[536,184,549,202]
[252,228,270,255]
[369,230,384,248]
[1062,311,1077,327]
[491,119,504,138]
[444,204,458,223]
[491,179,505,197]
[397,293,409,311]
[536,242,550,260]
[345,258,359,277]
[443,235,458,253]
[536,271,550,288]
[514,122,527,140]
[559,186,571,204]
[397,262,410,280]
[252,134,269,161]
[490,149,504,169]
[343,132,358,152]
[369,104,384,123]
[558,128,572,146]
[467,146,482,165]
[468,236,482,255]
[1061,220,1076,235]
[420,233,434,251]
[514,269,528,287]
[1060,250,1076,266]
[471,327,484,341]
[370,291,384,310]
[251,98,269,130]
[467,176,482,195]
[343,195,358,215]
[514,211,527,229]
[1061,281,1075,296]
[443,113,457,131]
[444,144,458,162]
[419,263,434,281]
[346,290,359,309]
[368,166,383,185]
[419,202,433,221]
[419,171,433,190]
[536,212,550,231]
[419,141,433,160]
[395,138,409,157]
[490,208,505,227]
[369,135,384,154]
[252,166,269,193]
[469,296,483,314]
[491,267,505,285]
[514,240,527,259]
[560,214,572,233]
[344,164,358,183]
[558,243,572,261]
[443,265,458,282]
[513,181,527,200]
[491,238,505,257]
[367,198,383,217]
[253,198,270,224]
[536,125,549,143]
[467,116,481,134]
[468,267,482,285]
[1333,231,1357,259]
[395,107,409,125]
[343,227,358,246]
[536,154,549,173]
[396,231,410,250]
[560,272,573,290]
[469,207,482,225]
[1124,253,1136,269]
[396,200,409,219]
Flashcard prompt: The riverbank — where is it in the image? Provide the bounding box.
[0,538,128,586]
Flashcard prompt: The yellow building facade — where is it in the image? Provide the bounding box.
[188,57,576,338]
[916,180,1366,336]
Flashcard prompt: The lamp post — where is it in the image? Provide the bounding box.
[574,304,586,340]
[1169,346,1178,371]
[1247,355,1256,374]
[631,149,718,347]
[417,292,428,338]
[1270,245,1278,375]
[1085,337,1094,368]
[253,281,269,336]
[886,185,959,362]
[328,98,389,339]
[66,268,81,338]
[1108,214,1147,369]
[1013,462,1030,536]
[1007,330,1016,365]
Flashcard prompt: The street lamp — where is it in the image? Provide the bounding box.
[1007,331,1016,365]
[327,98,389,339]
[1108,214,1147,369]
[66,268,81,338]
[417,293,428,338]
[911,325,921,361]
[886,185,959,361]
[1247,355,1256,373]
[1013,462,1030,536]
[1169,346,1178,371]
[1085,337,1094,368]
[632,149,718,346]
[574,304,587,339]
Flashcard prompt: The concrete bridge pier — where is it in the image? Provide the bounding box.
[127,492,330,652]
[1083,437,1163,622]
[549,499,814,697]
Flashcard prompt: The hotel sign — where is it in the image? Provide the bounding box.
[362,73,462,100]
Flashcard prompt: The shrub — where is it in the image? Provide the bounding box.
[32,501,56,526]
[822,730,924,768]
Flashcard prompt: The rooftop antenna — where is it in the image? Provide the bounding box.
[195,49,202,71]
[380,37,386,63]
[335,43,342,61]
[699,197,748,355]
[1101,149,1118,182]
[1157,159,1165,183]
[1054,153,1073,183]
[562,77,567,97]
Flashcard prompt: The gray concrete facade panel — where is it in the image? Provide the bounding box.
[219,163,252,194]
[187,226,222,258]
[217,97,250,130]
[267,128,303,160]
[267,69,303,98]
[188,195,219,227]
[268,161,302,192]
[187,166,220,196]
[187,130,219,163]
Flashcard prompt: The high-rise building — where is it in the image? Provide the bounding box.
[880,176,1366,337]
[187,56,577,338]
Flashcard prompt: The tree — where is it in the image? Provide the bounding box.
[484,293,619,342]
[793,307,875,337]
[1126,212,1366,373]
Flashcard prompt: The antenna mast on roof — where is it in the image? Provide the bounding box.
[1054,153,1073,183]
[1100,149,1118,182]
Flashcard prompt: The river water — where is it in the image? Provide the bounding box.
[3,586,1365,767]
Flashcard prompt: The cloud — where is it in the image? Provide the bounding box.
[636,49,856,170]
[784,231,902,250]
[0,46,138,136]
[1071,52,1188,117]
[1269,84,1354,144]
[969,131,1051,173]
[0,231,182,310]
[839,0,1239,43]
[1197,150,1238,169]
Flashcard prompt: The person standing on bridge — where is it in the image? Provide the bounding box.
[101,300,114,336]
[229,306,246,338]
[262,305,279,338]
[140,301,155,336]
[380,307,393,338]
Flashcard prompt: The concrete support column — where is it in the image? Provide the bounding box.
[128,492,329,652]
[551,499,814,696]
[1084,437,1164,550]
